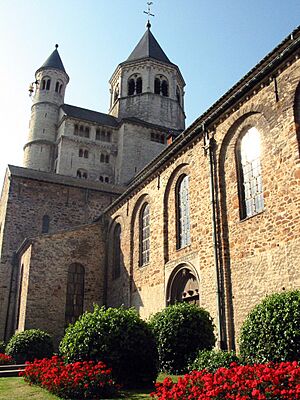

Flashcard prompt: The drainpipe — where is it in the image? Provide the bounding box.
[204,131,223,349]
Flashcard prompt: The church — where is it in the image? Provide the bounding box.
[0,23,299,349]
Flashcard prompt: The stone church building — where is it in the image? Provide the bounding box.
[0,24,299,349]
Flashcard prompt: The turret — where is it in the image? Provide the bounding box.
[109,23,185,131]
[23,45,69,172]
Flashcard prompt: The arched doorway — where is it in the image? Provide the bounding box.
[167,265,199,305]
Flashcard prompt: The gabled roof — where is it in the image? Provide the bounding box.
[61,104,119,127]
[39,47,66,73]
[127,27,172,65]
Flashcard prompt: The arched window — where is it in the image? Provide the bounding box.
[77,169,88,179]
[167,266,199,305]
[42,215,50,233]
[59,83,63,94]
[99,175,104,182]
[85,127,90,138]
[112,224,121,279]
[114,85,119,102]
[139,203,150,266]
[55,81,59,92]
[128,79,135,96]
[176,175,191,249]
[154,76,169,97]
[41,78,51,91]
[79,149,83,157]
[104,177,109,183]
[46,79,51,90]
[65,263,85,326]
[237,127,264,219]
[84,150,89,158]
[161,80,169,97]
[127,75,142,96]
[136,77,142,94]
[154,78,160,94]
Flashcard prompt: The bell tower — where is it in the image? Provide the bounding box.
[108,23,185,131]
[23,45,69,172]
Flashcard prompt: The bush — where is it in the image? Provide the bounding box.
[151,361,300,399]
[59,305,158,388]
[6,329,53,363]
[0,341,5,353]
[188,349,239,372]
[149,303,215,374]
[239,290,300,364]
[21,356,117,399]
[0,353,13,365]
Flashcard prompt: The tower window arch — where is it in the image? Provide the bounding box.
[55,81,59,92]
[79,149,83,157]
[127,74,143,96]
[55,80,63,93]
[65,263,85,326]
[112,224,121,279]
[77,169,88,179]
[41,77,51,91]
[176,174,191,249]
[100,153,109,163]
[154,76,169,97]
[139,203,150,266]
[237,127,264,219]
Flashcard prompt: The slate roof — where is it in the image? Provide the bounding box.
[127,27,172,64]
[39,48,66,73]
[61,104,119,127]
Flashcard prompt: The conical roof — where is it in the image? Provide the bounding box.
[127,26,172,64]
[39,46,66,73]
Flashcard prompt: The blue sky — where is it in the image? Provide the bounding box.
[0,0,299,183]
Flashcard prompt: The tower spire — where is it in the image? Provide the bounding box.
[143,1,154,29]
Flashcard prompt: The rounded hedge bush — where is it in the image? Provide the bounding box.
[188,349,239,372]
[239,290,300,363]
[59,305,158,388]
[6,329,53,363]
[149,302,215,374]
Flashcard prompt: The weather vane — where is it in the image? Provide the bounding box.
[144,1,154,28]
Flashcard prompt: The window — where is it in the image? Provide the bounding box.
[96,129,100,140]
[74,124,79,135]
[112,224,121,279]
[65,263,85,326]
[77,169,88,179]
[114,85,119,102]
[79,149,83,157]
[85,127,90,138]
[42,215,50,233]
[104,177,109,183]
[41,78,51,91]
[176,175,191,249]
[238,127,264,219]
[176,86,181,104]
[151,132,165,144]
[100,153,109,163]
[55,81,59,92]
[154,76,169,97]
[99,176,104,182]
[140,203,150,266]
[127,75,143,96]
[84,150,88,158]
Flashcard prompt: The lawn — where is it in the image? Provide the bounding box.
[0,374,180,400]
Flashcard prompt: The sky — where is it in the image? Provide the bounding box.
[0,0,299,184]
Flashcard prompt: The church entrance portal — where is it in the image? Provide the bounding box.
[167,266,199,305]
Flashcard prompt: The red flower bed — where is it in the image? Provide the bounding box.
[0,353,13,365]
[20,356,117,399]
[151,362,300,399]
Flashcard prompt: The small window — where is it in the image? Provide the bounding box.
[84,150,89,158]
[82,172,87,179]
[46,79,51,90]
[55,81,59,92]
[161,80,169,97]
[77,169,88,179]
[154,76,169,97]
[104,177,109,183]
[154,78,160,94]
[105,154,109,163]
[107,132,111,142]
[79,126,84,136]
[176,175,191,249]
[74,124,79,135]
[140,203,150,266]
[114,85,119,102]
[99,176,104,182]
[96,129,100,140]
[112,224,121,279]
[79,149,83,157]
[41,79,46,90]
[85,127,90,138]
[128,79,135,96]
[59,84,63,94]
[42,215,50,233]
[136,77,142,94]
[77,170,81,178]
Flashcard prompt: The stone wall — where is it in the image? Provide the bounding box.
[106,55,300,348]
[0,167,122,340]
[18,222,106,348]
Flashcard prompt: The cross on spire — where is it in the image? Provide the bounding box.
[143,1,154,29]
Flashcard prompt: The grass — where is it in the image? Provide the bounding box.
[0,374,181,400]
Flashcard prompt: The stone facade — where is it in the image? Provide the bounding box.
[0,25,299,350]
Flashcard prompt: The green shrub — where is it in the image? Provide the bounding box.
[6,329,53,363]
[149,302,215,374]
[0,340,5,353]
[59,305,158,388]
[188,349,239,372]
[239,290,300,363]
